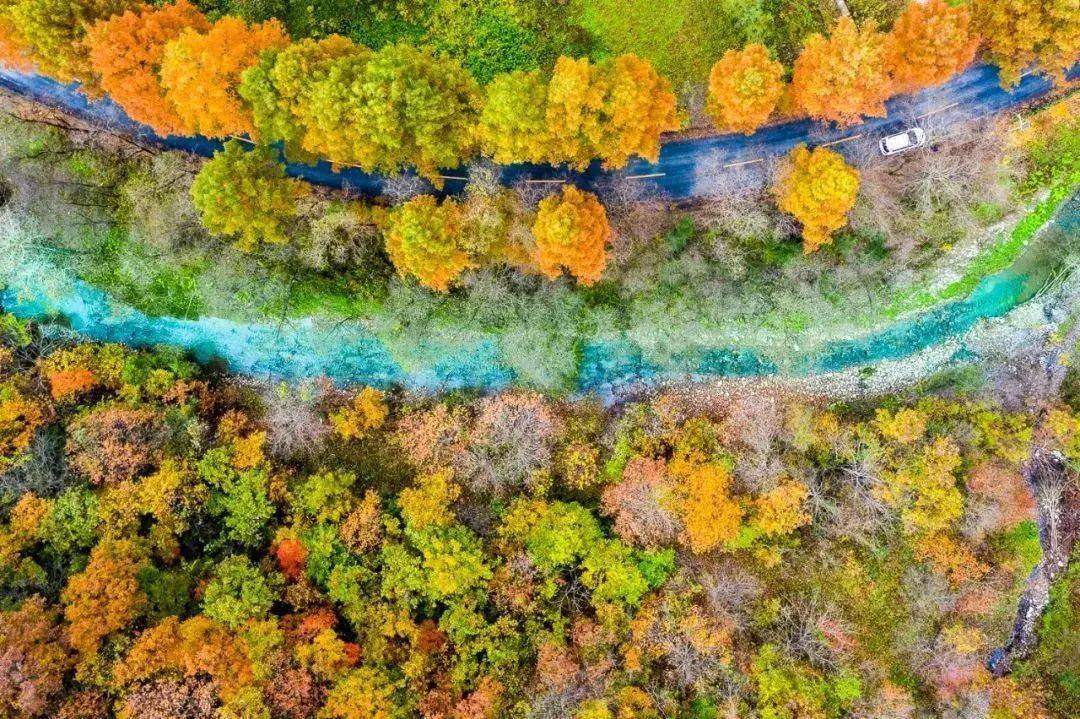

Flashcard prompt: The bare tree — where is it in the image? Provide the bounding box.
[381,173,431,205]
[462,392,560,497]
[770,593,850,670]
[256,380,331,459]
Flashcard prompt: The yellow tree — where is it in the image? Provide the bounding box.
[885,0,979,92]
[329,387,388,441]
[384,195,474,292]
[190,140,309,251]
[772,144,860,253]
[531,185,611,286]
[85,0,210,134]
[159,16,289,138]
[7,0,137,85]
[670,457,744,554]
[545,55,600,168]
[706,44,785,134]
[973,0,1079,87]
[478,69,553,164]
[598,54,679,168]
[789,16,893,125]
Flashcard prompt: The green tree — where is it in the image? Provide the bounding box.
[294,469,357,524]
[580,539,650,607]
[39,487,98,558]
[238,34,359,161]
[198,447,274,549]
[300,42,481,179]
[190,140,309,252]
[202,555,278,629]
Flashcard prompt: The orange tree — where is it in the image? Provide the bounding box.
[85,0,210,135]
[789,16,893,126]
[546,54,677,170]
[190,140,309,251]
[772,144,860,253]
[61,538,146,657]
[706,44,785,134]
[530,185,611,286]
[885,0,979,92]
[6,0,137,85]
[973,0,1079,87]
[158,15,288,138]
[383,195,474,292]
[0,9,33,71]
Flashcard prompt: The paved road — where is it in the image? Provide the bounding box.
[0,62,1075,199]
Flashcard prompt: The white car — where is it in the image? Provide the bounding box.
[879,127,926,156]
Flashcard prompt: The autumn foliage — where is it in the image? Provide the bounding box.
[237,34,358,162]
[772,144,860,253]
[478,69,552,164]
[790,16,893,126]
[530,185,611,285]
[0,324,1069,719]
[329,387,388,441]
[706,44,785,134]
[65,405,165,484]
[243,40,480,180]
[85,0,210,135]
[158,16,288,138]
[0,15,32,71]
[6,0,136,85]
[61,539,146,656]
[384,195,474,292]
[546,54,678,169]
[973,0,1080,86]
[885,0,979,93]
[671,457,744,554]
[0,597,73,717]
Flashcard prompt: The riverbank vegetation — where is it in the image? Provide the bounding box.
[0,89,1075,389]
[0,320,1077,718]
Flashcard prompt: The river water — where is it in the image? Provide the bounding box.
[2,193,1075,393]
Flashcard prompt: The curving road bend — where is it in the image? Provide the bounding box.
[0,62,1076,200]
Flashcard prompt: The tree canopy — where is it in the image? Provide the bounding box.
[159,16,289,138]
[190,140,309,251]
[531,185,611,285]
[885,0,979,93]
[384,195,475,292]
[706,43,785,135]
[85,0,210,134]
[773,144,860,253]
[789,16,893,126]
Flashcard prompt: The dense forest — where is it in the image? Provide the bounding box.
[0,0,1077,716]
[0,319,1078,718]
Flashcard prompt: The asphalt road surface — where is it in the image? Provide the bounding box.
[0,62,1075,200]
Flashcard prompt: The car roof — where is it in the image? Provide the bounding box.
[884,133,912,151]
